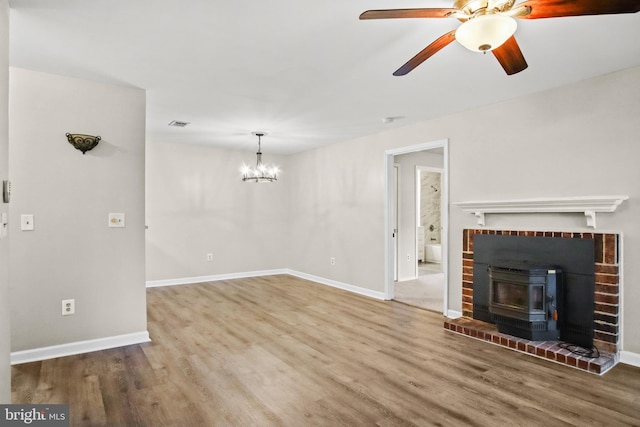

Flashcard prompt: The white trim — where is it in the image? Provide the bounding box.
[454,195,628,229]
[147,269,386,300]
[146,269,289,287]
[446,310,462,319]
[10,331,150,365]
[620,351,640,368]
[287,270,386,300]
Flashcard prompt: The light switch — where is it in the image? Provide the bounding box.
[20,214,34,231]
[108,213,125,228]
[0,212,7,239]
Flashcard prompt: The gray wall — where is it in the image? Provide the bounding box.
[0,0,9,403]
[286,67,640,354]
[9,68,147,351]
[146,141,290,281]
[144,67,640,354]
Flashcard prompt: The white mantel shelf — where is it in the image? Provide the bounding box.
[454,196,629,229]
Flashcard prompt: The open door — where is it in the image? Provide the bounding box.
[385,139,449,315]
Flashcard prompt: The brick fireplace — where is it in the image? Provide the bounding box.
[444,228,620,374]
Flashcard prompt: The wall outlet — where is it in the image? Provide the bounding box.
[330,257,335,265]
[207,253,213,262]
[407,253,411,262]
[108,213,125,228]
[62,299,75,316]
[20,214,34,231]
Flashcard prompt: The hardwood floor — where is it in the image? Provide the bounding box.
[11,275,640,426]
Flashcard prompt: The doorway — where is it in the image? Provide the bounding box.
[393,165,445,312]
[384,139,449,315]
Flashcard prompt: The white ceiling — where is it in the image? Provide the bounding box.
[8,0,640,155]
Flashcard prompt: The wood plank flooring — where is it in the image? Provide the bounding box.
[11,275,640,426]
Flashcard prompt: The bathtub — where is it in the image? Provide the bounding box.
[425,243,442,263]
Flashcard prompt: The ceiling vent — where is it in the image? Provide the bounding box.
[168,120,190,127]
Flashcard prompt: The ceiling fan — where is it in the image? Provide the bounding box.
[360,0,640,76]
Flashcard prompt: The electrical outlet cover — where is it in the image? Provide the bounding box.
[108,213,125,228]
[20,214,34,231]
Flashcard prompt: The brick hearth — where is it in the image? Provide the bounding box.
[445,228,621,374]
[444,317,618,374]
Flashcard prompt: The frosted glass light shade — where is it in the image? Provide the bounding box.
[455,14,517,52]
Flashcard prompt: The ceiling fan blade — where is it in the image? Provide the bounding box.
[360,8,459,20]
[517,0,640,19]
[492,36,528,75]
[393,30,457,76]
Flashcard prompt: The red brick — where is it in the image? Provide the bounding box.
[536,347,546,357]
[594,312,618,325]
[517,342,526,351]
[594,321,618,335]
[595,264,619,275]
[595,303,618,314]
[463,229,469,252]
[578,359,589,371]
[546,349,557,360]
[595,273,619,285]
[556,353,566,364]
[604,234,617,264]
[594,234,604,263]
[595,293,619,305]
[595,283,619,294]
[594,331,617,343]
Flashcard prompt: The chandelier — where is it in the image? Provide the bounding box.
[241,132,278,182]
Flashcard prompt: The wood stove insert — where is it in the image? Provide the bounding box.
[488,262,562,341]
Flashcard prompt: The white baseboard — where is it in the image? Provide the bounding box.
[146,269,289,288]
[446,310,462,319]
[620,350,640,368]
[146,269,386,301]
[10,331,151,365]
[287,270,386,300]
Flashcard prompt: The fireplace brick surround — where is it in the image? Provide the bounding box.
[445,228,621,374]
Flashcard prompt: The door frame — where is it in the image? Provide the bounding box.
[393,163,400,282]
[384,139,449,315]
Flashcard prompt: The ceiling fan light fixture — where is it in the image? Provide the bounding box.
[455,14,517,52]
